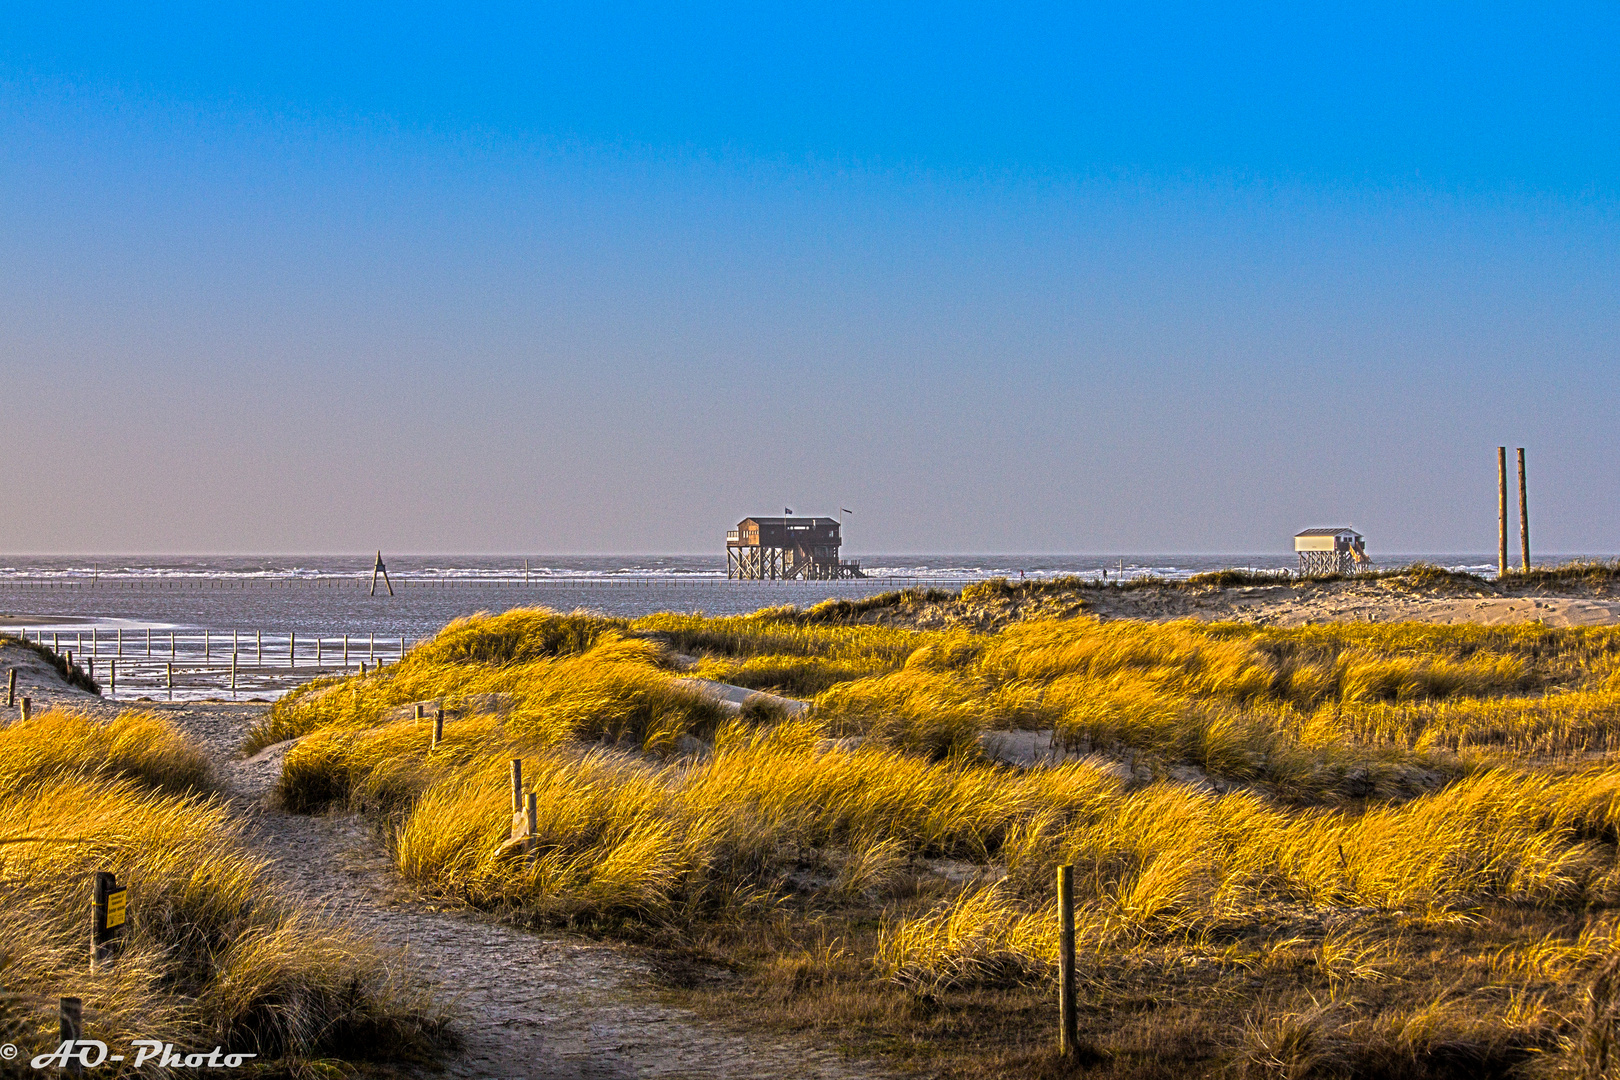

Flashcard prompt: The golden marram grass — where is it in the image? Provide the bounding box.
[254,602,1620,1077]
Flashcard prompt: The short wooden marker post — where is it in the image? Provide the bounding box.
[7,668,15,707]
[1057,863,1078,1059]
[59,997,84,1076]
[257,629,263,665]
[108,659,115,695]
[343,634,349,666]
[432,709,444,749]
[166,662,174,701]
[510,759,524,814]
[416,703,425,720]
[146,627,152,657]
[20,697,31,720]
[92,870,127,970]
[526,791,538,836]
[86,656,94,684]
[231,653,238,697]
[289,631,296,669]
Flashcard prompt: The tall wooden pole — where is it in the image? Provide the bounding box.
[1518,447,1530,571]
[1497,446,1509,578]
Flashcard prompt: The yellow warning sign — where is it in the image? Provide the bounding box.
[106,888,127,929]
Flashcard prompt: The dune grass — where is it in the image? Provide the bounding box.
[257,605,1620,1077]
[0,632,102,694]
[0,708,449,1070]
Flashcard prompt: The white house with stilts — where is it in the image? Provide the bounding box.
[1294,528,1368,575]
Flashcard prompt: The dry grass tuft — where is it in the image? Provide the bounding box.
[0,709,449,1069]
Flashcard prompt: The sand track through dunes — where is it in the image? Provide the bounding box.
[1,645,880,1079]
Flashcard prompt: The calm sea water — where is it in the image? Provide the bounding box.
[0,552,1519,640]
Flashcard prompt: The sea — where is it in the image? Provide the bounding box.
[0,552,1547,701]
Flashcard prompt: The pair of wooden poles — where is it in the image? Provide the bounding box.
[1497,447,1530,577]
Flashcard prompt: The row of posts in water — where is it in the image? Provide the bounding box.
[11,628,413,699]
[15,626,407,666]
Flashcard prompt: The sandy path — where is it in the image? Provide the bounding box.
[3,650,879,1079]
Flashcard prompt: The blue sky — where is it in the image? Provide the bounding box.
[2,4,1617,554]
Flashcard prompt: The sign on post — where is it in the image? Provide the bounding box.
[106,886,127,929]
[91,871,126,969]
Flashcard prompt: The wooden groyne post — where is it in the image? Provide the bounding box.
[1518,447,1530,570]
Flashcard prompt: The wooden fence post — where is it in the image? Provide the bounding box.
[91,870,125,970]
[231,653,238,696]
[1058,863,1077,1058]
[510,759,524,813]
[166,662,173,700]
[59,997,84,1076]
[7,668,14,707]
[20,697,30,720]
[432,709,444,749]
[109,660,115,695]
[289,631,296,669]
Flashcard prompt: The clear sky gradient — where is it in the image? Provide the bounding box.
[2,5,1617,555]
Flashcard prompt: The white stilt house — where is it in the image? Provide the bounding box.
[1294,528,1368,576]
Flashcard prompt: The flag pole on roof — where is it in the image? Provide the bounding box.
[784,507,793,515]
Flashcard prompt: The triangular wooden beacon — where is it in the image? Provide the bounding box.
[371,551,394,597]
